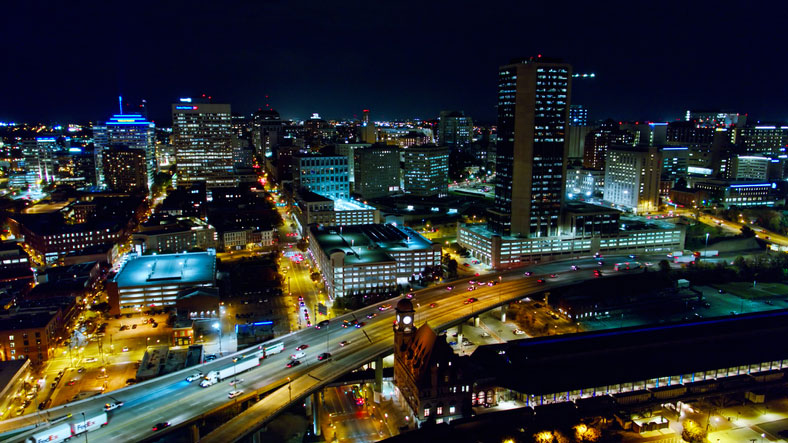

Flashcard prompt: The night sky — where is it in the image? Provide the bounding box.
[2,1,785,125]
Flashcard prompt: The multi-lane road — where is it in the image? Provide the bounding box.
[0,255,662,443]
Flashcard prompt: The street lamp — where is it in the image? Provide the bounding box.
[287,376,292,403]
[704,232,710,258]
[81,411,88,443]
[213,322,223,355]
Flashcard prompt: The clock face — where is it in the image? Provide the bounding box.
[402,315,412,325]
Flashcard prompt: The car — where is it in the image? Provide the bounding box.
[132,324,137,329]
[536,279,545,283]
[85,357,98,363]
[467,286,476,291]
[339,340,350,347]
[378,304,392,311]
[549,274,557,278]
[152,422,171,431]
[291,351,306,360]
[429,303,438,308]
[524,271,532,276]
[315,320,330,329]
[286,360,301,368]
[205,354,217,361]
[317,352,331,361]
[151,323,158,328]
[366,313,378,319]
[142,319,148,324]
[228,389,243,399]
[104,402,124,411]
[126,378,137,385]
[570,265,578,271]
[77,367,85,373]
[186,372,203,382]
[730,311,738,316]
[303,309,308,314]
[122,346,129,352]
[477,281,486,286]
[119,325,128,331]
[628,254,637,259]
[718,289,725,294]
[295,344,309,351]
[513,329,526,335]
[464,297,478,305]
[448,341,458,346]
[550,313,560,320]
[355,322,366,328]
[469,280,476,285]
[67,379,77,386]
[306,321,312,327]
[405,292,415,299]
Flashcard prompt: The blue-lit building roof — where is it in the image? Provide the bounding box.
[112,252,216,288]
[105,114,155,126]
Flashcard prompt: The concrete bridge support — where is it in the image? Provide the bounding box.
[374,356,383,393]
[473,316,480,328]
[500,304,507,322]
[312,392,322,436]
[190,423,200,442]
[456,323,463,346]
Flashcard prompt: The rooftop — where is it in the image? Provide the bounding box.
[309,224,435,265]
[563,201,621,215]
[112,252,216,288]
[471,309,788,395]
[0,310,57,331]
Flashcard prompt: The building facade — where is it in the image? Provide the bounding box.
[489,57,571,237]
[93,113,156,191]
[172,102,234,188]
[307,224,441,299]
[603,146,662,214]
[403,145,449,198]
[101,146,149,193]
[292,154,350,200]
[438,111,473,149]
[132,217,217,254]
[353,145,400,199]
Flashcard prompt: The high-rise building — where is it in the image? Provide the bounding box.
[438,111,473,149]
[685,110,746,128]
[659,146,689,184]
[358,109,377,144]
[93,114,156,191]
[569,104,587,126]
[403,145,449,198]
[603,146,662,213]
[101,146,148,193]
[582,120,635,170]
[353,145,400,199]
[489,57,572,237]
[292,153,349,200]
[738,125,788,156]
[172,101,233,188]
[252,108,283,158]
[733,155,770,181]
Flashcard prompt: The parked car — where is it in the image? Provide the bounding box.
[317,353,331,361]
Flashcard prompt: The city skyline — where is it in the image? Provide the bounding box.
[2,2,787,124]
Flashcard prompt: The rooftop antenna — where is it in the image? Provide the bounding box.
[118,96,123,114]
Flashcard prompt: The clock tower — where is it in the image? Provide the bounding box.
[393,298,416,351]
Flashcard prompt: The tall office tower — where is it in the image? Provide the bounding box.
[739,124,788,156]
[292,153,349,199]
[438,110,473,149]
[252,108,283,158]
[582,119,635,170]
[24,137,67,184]
[603,146,662,214]
[93,113,156,191]
[666,121,715,146]
[569,104,587,126]
[172,101,233,188]
[489,57,572,237]
[660,147,689,185]
[620,122,668,147]
[358,109,377,144]
[353,145,400,199]
[685,110,746,128]
[101,146,148,193]
[403,144,449,198]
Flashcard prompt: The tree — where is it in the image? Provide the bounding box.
[447,259,458,278]
[739,225,755,238]
[680,420,707,442]
[658,260,671,273]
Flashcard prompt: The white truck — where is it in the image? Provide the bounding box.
[674,255,695,264]
[29,412,108,443]
[696,250,718,257]
[200,356,260,387]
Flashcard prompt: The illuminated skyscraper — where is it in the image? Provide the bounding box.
[438,110,473,149]
[172,101,233,188]
[93,114,155,190]
[489,57,572,237]
[403,145,449,198]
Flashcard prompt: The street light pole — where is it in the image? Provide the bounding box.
[288,376,292,403]
[704,232,709,259]
[81,411,88,443]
